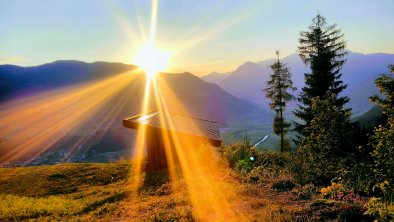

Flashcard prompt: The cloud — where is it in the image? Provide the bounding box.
[0,56,23,64]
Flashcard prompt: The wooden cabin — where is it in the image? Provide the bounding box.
[123,110,222,171]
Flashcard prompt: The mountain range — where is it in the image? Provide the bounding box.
[202,51,394,115]
[0,61,254,165]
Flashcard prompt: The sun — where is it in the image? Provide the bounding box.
[134,44,170,79]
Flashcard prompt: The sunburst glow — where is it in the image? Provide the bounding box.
[134,44,170,79]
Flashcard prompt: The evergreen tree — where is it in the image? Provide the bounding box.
[370,65,394,194]
[294,13,349,139]
[264,51,296,152]
[293,93,353,185]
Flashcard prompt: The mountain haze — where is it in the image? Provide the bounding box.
[203,52,394,114]
[201,71,231,84]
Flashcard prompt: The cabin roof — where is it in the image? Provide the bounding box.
[123,110,221,146]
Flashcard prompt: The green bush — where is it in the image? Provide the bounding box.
[365,197,394,222]
[221,137,253,172]
[340,160,376,195]
[291,94,353,186]
[221,137,293,174]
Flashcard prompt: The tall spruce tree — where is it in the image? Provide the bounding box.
[294,13,349,139]
[265,51,296,152]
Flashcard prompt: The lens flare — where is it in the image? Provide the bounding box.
[133,44,170,79]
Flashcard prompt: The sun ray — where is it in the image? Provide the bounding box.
[0,72,136,164]
[151,75,244,220]
[128,75,153,195]
[123,1,248,220]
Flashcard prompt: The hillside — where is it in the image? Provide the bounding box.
[204,52,394,114]
[0,61,136,102]
[353,105,383,129]
[0,162,314,221]
[0,61,255,165]
[220,61,271,105]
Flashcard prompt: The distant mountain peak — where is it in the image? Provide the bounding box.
[242,61,256,66]
[44,60,87,66]
[234,61,262,73]
[52,59,86,63]
[201,71,232,85]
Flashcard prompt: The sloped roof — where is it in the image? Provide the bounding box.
[123,110,221,146]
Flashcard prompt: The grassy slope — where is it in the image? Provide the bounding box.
[0,163,312,221]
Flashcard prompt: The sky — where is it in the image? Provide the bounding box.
[1,0,394,76]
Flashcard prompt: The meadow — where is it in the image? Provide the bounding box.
[2,150,390,221]
[0,161,315,221]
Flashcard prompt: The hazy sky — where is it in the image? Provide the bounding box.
[1,0,393,76]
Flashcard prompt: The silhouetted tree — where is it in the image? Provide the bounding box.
[293,13,349,140]
[264,51,296,152]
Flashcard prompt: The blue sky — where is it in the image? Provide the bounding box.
[1,0,393,75]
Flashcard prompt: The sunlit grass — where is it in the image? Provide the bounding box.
[0,194,85,220]
[0,162,311,221]
[0,163,129,221]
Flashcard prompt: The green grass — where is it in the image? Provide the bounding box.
[0,194,85,220]
[0,163,129,221]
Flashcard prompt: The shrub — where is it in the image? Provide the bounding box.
[365,197,394,222]
[335,201,367,221]
[221,138,293,175]
[247,166,279,184]
[307,197,369,221]
[320,182,346,199]
[292,94,354,186]
[340,160,376,195]
[317,182,372,221]
[290,148,344,185]
[335,192,368,205]
[335,192,369,220]
[221,137,254,172]
[309,198,335,208]
[271,179,296,192]
[292,184,317,200]
[306,199,339,221]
